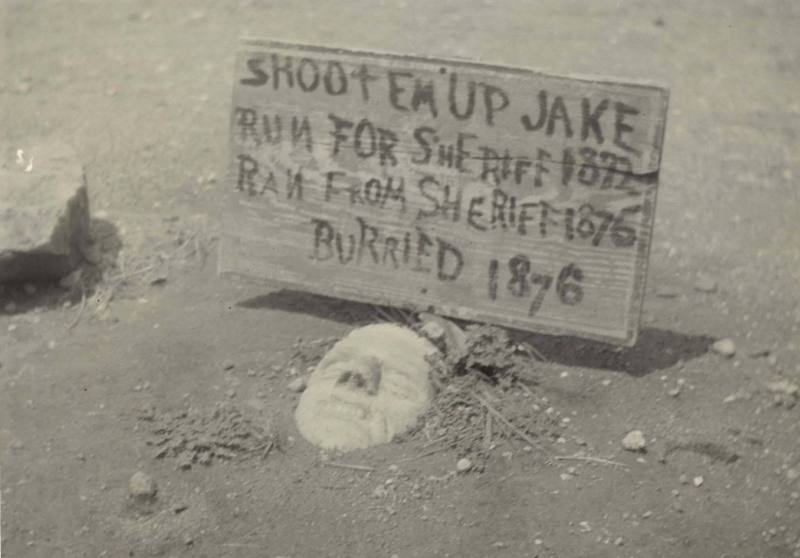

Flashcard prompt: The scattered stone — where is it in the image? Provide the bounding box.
[149,273,168,286]
[642,510,652,519]
[622,430,647,452]
[723,391,749,403]
[693,476,704,487]
[1,141,90,282]
[656,286,680,298]
[787,469,799,482]
[456,457,473,472]
[418,312,467,358]
[667,387,681,397]
[222,360,235,371]
[419,321,446,344]
[679,474,689,484]
[287,377,307,393]
[694,273,718,293]
[711,338,736,358]
[614,537,624,546]
[128,472,157,502]
[766,380,799,397]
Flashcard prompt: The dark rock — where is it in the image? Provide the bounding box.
[1,141,90,283]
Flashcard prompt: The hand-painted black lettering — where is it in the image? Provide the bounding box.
[467,196,487,231]
[241,57,268,86]
[387,71,413,112]
[482,83,509,126]
[356,216,380,264]
[270,54,294,90]
[296,58,320,92]
[613,102,641,156]
[556,263,584,305]
[507,255,531,298]
[448,72,476,120]
[581,98,608,144]
[351,64,378,102]
[411,79,438,118]
[324,61,348,95]
[436,238,463,281]
[328,113,353,156]
[520,90,548,132]
[412,126,435,164]
[310,218,334,261]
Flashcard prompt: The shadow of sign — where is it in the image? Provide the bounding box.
[509,328,714,376]
[237,289,713,376]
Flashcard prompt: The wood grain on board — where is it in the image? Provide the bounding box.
[220,39,669,346]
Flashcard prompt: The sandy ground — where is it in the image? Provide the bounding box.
[2,1,800,557]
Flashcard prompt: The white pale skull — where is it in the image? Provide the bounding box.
[295,323,437,451]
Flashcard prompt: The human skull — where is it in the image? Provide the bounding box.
[294,323,438,451]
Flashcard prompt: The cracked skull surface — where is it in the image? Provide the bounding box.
[294,323,438,451]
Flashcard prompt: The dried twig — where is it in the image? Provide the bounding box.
[522,342,548,363]
[421,435,448,449]
[399,445,449,462]
[471,391,539,449]
[483,412,493,449]
[67,285,87,331]
[105,263,156,283]
[324,461,375,472]
[372,305,396,323]
[552,454,628,467]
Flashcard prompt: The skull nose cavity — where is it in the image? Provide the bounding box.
[336,368,381,395]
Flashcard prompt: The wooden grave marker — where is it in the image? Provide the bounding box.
[220,39,669,346]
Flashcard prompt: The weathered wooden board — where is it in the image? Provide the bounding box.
[220,39,669,346]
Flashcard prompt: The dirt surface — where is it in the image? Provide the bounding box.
[2,1,800,557]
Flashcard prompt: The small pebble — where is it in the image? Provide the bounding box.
[711,338,736,358]
[456,458,472,472]
[287,377,307,393]
[419,321,445,343]
[787,469,799,482]
[128,472,157,501]
[655,285,680,298]
[622,430,647,452]
[766,381,799,397]
[694,273,717,293]
[667,387,681,397]
[222,360,235,371]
